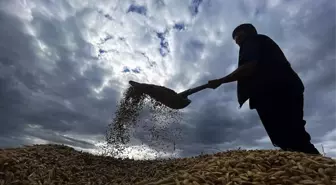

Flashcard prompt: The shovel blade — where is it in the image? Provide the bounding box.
[129,81,191,109]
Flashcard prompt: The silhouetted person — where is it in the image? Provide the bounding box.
[208,23,320,155]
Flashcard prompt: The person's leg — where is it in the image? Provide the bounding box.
[255,101,284,149]
[282,93,320,154]
[255,93,320,155]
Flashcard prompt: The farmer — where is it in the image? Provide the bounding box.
[208,23,320,155]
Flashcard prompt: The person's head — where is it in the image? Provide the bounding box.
[232,23,257,46]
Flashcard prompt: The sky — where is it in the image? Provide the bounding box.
[0,0,335,159]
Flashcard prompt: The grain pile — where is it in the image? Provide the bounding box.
[1,144,335,185]
[0,144,190,185]
[138,150,336,185]
[104,85,182,158]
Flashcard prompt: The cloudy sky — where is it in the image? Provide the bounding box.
[0,0,335,159]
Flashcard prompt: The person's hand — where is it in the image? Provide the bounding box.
[207,79,223,89]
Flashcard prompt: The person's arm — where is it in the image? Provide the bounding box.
[208,36,261,89]
[219,60,258,83]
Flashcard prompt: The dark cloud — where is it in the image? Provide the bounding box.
[0,8,117,147]
[156,30,170,57]
[0,76,27,136]
[189,0,203,16]
[173,97,264,157]
[173,23,187,31]
[127,4,147,16]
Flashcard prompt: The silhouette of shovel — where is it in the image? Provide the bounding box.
[129,80,211,109]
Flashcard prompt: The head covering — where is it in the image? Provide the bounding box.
[232,23,258,39]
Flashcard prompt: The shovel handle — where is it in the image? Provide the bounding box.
[178,83,210,98]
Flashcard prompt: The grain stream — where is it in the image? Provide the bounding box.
[104,85,182,158]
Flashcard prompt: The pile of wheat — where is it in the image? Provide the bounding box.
[1,144,335,185]
[137,150,336,185]
[0,144,189,185]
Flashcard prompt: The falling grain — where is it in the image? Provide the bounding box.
[103,85,183,158]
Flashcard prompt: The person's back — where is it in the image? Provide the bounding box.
[238,33,305,108]
[255,34,304,92]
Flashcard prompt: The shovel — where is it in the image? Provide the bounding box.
[129,80,211,109]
